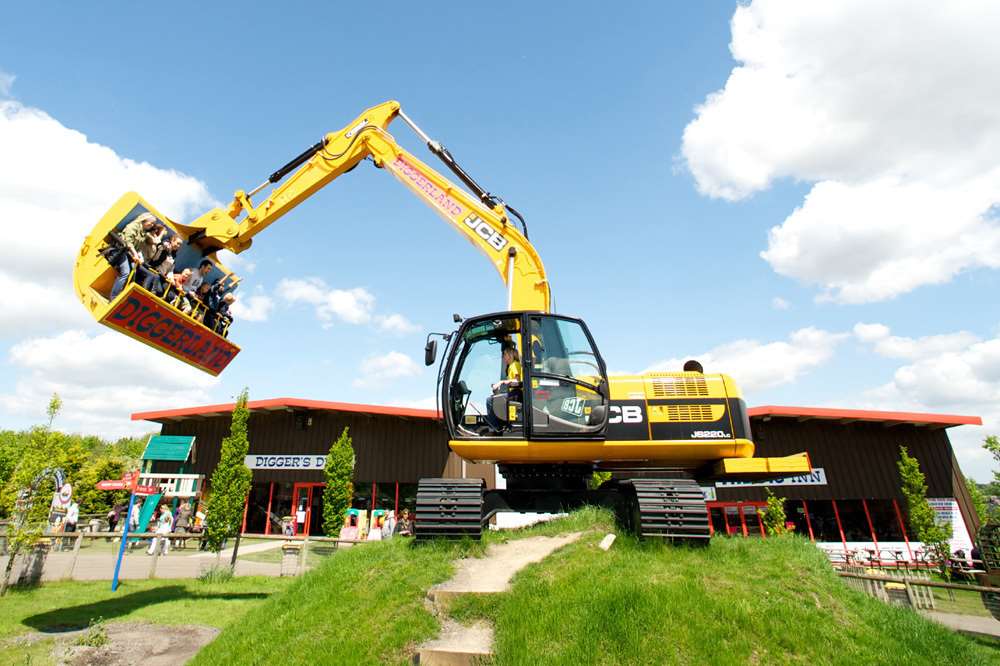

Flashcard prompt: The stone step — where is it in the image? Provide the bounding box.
[415,620,493,665]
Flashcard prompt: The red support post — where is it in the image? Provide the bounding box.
[394,481,399,515]
[738,504,748,537]
[801,500,815,541]
[370,481,376,512]
[862,499,879,563]
[264,482,274,536]
[831,500,848,554]
[892,498,913,561]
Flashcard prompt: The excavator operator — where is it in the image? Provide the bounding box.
[486,338,523,433]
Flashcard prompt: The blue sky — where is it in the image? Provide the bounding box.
[1,2,997,479]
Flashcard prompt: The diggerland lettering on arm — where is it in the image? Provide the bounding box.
[390,155,464,217]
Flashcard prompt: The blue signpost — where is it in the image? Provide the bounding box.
[111,492,136,592]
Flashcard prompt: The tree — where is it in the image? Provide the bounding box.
[1,395,64,595]
[897,445,952,577]
[761,488,787,536]
[203,389,253,555]
[984,435,1000,496]
[966,476,990,526]
[323,427,355,536]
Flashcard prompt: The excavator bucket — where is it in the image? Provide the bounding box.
[73,192,241,376]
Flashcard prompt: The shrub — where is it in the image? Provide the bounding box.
[323,428,355,536]
[761,488,787,536]
[204,389,253,553]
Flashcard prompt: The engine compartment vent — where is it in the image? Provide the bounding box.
[646,376,709,398]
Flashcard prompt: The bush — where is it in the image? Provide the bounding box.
[761,488,787,536]
[199,564,235,584]
[75,617,108,648]
[898,445,952,577]
[323,428,355,536]
[204,389,253,553]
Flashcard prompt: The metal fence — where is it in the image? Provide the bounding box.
[0,530,368,587]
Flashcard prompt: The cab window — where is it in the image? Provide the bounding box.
[528,316,607,436]
[448,318,523,437]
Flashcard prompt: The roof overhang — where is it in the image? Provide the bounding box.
[748,405,982,429]
[132,397,441,424]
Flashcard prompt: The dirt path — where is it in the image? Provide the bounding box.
[418,532,583,664]
[12,621,219,665]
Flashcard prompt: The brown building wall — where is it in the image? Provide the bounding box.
[156,409,494,487]
[716,417,978,537]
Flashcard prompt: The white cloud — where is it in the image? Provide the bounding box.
[1,330,217,436]
[276,278,375,326]
[770,297,790,311]
[854,325,997,481]
[375,313,420,335]
[0,272,91,335]
[230,294,274,323]
[352,351,422,388]
[0,70,14,97]
[853,322,979,360]
[682,1,1000,302]
[643,327,847,392]
[0,99,215,331]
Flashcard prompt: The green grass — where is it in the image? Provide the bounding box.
[193,537,477,666]
[932,587,993,617]
[0,576,291,666]
[447,510,999,666]
[0,576,290,639]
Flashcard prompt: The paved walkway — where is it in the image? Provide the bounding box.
[2,548,283,582]
[192,539,284,558]
[924,611,1000,639]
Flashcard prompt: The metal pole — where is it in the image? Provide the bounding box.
[111,493,136,592]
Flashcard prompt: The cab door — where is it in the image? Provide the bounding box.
[524,315,609,439]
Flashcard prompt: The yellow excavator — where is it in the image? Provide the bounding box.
[74,101,811,540]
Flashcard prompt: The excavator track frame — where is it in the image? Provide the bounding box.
[414,478,486,540]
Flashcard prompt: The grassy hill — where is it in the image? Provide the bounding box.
[195,509,999,665]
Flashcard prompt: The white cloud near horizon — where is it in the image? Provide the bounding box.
[643,327,847,392]
[1,330,218,437]
[352,351,423,388]
[853,322,994,481]
[682,0,1000,303]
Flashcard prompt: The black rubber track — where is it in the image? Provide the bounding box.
[627,478,711,542]
[414,477,485,540]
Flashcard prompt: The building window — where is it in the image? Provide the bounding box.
[376,483,396,512]
[397,484,418,515]
[804,500,841,542]
[786,501,812,539]
[351,482,373,510]
[835,500,872,542]
[866,499,904,541]
[245,482,272,534]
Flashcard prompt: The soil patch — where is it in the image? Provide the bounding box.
[12,621,219,665]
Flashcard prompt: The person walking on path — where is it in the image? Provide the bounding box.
[147,505,174,556]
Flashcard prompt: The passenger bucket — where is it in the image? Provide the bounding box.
[73,192,242,376]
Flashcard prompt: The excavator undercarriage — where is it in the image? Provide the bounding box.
[414,466,712,543]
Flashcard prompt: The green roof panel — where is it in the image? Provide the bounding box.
[142,435,195,462]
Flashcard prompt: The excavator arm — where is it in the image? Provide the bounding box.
[177,100,551,313]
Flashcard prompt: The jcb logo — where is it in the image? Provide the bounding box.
[464,215,508,252]
[609,405,643,424]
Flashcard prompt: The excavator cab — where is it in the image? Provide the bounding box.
[73,192,241,376]
[439,312,610,441]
